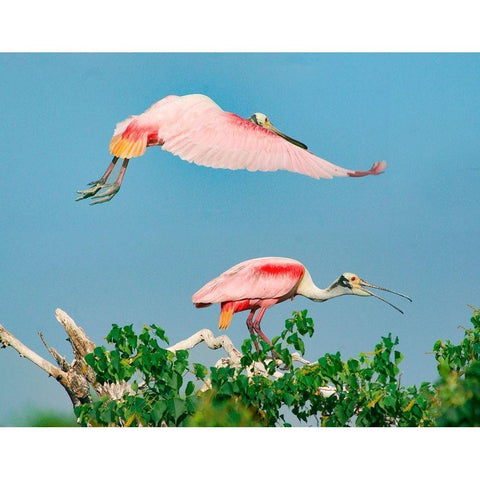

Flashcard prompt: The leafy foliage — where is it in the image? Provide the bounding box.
[430,307,480,426]
[74,308,480,427]
[76,324,199,426]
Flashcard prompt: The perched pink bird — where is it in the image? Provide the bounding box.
[76,94,386,204]
[192,257,411,346]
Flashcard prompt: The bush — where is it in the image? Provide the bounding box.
[74,308,480,427]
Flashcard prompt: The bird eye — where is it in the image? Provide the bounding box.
[351,276,356,281]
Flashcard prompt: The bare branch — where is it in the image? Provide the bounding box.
[168,328,243,365]
[167,328,333,397]
[0,313,94,408]
[54,308,134,400]
[0,324,66,382]
[39,331,70,372]
[55,308,96,354]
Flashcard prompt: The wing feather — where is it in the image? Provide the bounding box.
[192,257,306,305]
[110,94,386,178]
[158,102,381,178]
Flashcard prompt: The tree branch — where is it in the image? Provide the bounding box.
[0,324,66,382]
[0,308,335,419]
[39,331,70,372]
[167,327,334,397]
[168,328,243,365]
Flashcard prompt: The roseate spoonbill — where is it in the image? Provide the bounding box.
[76,94,386,205]
[192,257,411,346]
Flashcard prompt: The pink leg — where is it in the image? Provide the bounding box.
[246,310,260,351]
[246,310,255,335]
[252,307,272,346]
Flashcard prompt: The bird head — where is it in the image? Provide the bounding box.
[246,113,308,150]
[332,273,412,314]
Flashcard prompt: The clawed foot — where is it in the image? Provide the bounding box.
[76,180,104,201]
[76,181,121,205]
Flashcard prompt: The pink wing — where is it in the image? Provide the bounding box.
[111,94,386,179]
[192,257,306,306]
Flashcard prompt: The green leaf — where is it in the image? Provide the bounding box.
[194,363,208,380]
[295,337,305,356]
[93,346,106,360]
[382,334,394,350]
[151,400,168,424]
[333,404,348,426]
[382,395,396,408]
[84,352,95,369]
[172,398,186,423]
[347,358,359,372]
[394,350,404,365]
[176,349,189,362]
[185,381,195,396]
[110,350,121,374]
[99,400,116,424]
[152,325,169,344]
[219,382,234,397]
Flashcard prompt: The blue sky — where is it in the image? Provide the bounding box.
[1,53,479,424]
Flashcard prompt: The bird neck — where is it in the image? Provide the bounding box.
[297,271,346,302]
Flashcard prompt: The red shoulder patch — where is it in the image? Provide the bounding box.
[256,262,305,279]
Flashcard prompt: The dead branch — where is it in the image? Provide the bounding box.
[167,327,316,380]
[0,325,66,381]
[0,322,90,407]
[168,328,243,365]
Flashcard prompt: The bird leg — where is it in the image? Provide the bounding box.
[89,158,130,205]
[252,307,272,347]
[76,156,119,200]
[246,310,260,352]
[251,308,283,362]
[76,157,130,205]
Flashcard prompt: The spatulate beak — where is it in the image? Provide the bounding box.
[355,279,412,314]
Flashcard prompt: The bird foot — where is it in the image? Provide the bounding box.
[76,181,105,201]
[76,181,120,205]
[89,182,121,205]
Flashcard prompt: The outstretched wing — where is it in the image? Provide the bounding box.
[192,257,306,306]
[111,94,386,179]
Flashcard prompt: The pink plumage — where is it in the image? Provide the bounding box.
[77,94,386,204]
[192,257,306,307]
[192,257,307,342]
[191,256,412,347]
[114,94,383,178]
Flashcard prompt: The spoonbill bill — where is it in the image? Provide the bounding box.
[192,257,411,346]
[76,94,386,204]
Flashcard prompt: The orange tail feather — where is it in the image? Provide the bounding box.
[109,133,147,158]
[218,307,234,330]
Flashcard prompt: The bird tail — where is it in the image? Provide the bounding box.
[109,132,147,158]
[218,306,234,330]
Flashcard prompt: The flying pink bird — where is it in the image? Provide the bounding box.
[192,257,411,347]
[76,94,386,204]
